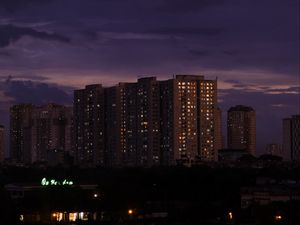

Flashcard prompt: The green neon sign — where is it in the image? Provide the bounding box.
[41,178,74,186]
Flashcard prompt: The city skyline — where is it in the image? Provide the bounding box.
[0,0,299,156]
[4,74,299,165]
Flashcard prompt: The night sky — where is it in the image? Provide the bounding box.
[0,0,299,156]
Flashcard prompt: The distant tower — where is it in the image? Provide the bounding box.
[227,105,256,156]
[74,85,105,167]
[283,115,300,161]
[266,143,282,157]
[31,104,73,165]
[0,125,4,162]
[215,107,223,153]
[10,103,73,165]
[10,104,34,163]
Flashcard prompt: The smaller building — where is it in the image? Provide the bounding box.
[283,115,300,161]
[227,105,256,156]
[241,178,300,209]
[5,178,100,224]
[265,143,283,158]
[218,148,248,162]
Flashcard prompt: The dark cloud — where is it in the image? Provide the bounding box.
[189,49,211,57]
[0,24,70,48]
[0,74,49,82]
[157,0,225,13]
[0,51,12,57]
[264,86,300,95]
[151,27,223,36]
[1,79,72,105]
[222,50,239,56]
[0,0,51,13]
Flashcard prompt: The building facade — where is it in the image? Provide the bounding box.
[266,144,283,158]
[0,125,4,162]
[283,115,300,161]
[74,85,105,166]
[159,75,219,164]
[10,104,73,164]
[10,104,34,163]
[227,105,256,156]
[31,104,73,165]
[74,75,220,167]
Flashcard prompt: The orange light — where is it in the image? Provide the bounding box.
[128,209,133,215]
[52,213,57,217]
[275,215,282,221]
[228,212,233,220]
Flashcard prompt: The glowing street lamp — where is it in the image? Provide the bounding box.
[128,209,133,215]
[275,214,282,221]
[228,211,233,220]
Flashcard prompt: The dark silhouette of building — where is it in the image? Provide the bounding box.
[74,85,105,167]
[227,105,256,156]
[265,143,282,158]
[283,115,300,161]
[0,125,4,162]
[10,104,34,163]
[136,77,160,167]
[31,104,73,165]
[10,104,73,165]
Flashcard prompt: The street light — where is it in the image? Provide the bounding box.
[128,209,133,215]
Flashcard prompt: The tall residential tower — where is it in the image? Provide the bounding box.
[283,115,300,161]
[227,105,256,156]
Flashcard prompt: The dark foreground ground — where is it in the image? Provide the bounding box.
[1,161,300,225]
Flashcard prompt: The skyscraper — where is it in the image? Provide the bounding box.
[74,85,105,166]
[74,75,219,167]
[10,103,73,164]
[160,75,219,164]
[283,115,300,161]
[227,105,256,156]
[136,77,160,166]
[0,125,4,162]
[31,104,73,165]
[10,104,34,163]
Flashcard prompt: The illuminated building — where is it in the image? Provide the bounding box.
[31,104,73,165]
[136,77,160,166]
[283,115,300,161]
[74,85,105,166]
[74,75,219,167]
[227,105,256,156]
[119,83,138,166]
[0,125,4,162]
[160,75,219,164]
[10,104,34,163]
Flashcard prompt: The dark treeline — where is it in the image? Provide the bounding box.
[1,164,300,224]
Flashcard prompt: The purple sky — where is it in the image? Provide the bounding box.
[0,0,299,156]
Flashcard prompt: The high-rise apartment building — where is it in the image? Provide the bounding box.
[31,104,73,165]
[283,115,300,161]
[74,85,105,166]
[136,77,160,166]
[10,104,72,164]
[227,105,256,156]
[74,75,219,167]
[0,125,4,162]
[160,75,219,164]
[10,104,34,163]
